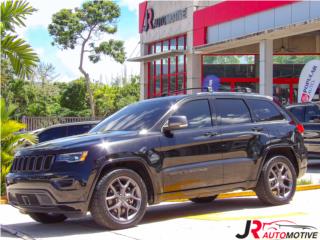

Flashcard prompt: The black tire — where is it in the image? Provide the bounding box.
[189,195,218,203]
[29,213,67,224]
[255,155,296,206]
[90,168,148,230]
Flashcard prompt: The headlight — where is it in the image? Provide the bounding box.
[56,151,88,163]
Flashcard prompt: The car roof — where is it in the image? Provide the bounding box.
[152,92,273,102]
[286,102,319,108]
[37,120,100,131]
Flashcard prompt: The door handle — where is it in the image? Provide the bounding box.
[252,127,263,132]
[203,132,218,137]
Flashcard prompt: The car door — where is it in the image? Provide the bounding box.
[214,98,269,184]
[159,98,223,193]
[303,104,320,160]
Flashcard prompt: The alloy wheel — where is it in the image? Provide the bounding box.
[268,162,293,199]
[105,176,142,223]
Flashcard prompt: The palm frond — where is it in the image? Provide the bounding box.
[1,0,36,32]
[1,132,37,154]
[1,34,39,78]
[1,98,17,121]
[0,120,26,140]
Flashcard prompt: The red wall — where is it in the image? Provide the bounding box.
[139,1,148,33]
[193,0,299,46]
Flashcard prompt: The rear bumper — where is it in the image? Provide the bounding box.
[6,171,96,215]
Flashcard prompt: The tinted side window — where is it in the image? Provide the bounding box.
[288,106,305,122]
[215,99,251,125]
[305,105,320,122]
[247,99,285,122]
[38,127,68,142]
[173,100,212,129]
[68,124,94,136]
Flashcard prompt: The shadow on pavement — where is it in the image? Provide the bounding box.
[3,197,268,238]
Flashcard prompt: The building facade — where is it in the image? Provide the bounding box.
[130,0,320,104]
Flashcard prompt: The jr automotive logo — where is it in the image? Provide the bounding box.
[236,220,318,239]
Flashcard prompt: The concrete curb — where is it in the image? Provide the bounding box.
[167,184,320,202]
[218,184,320,199]
[1,225,35,240]
[1,184,319,205]
[0,196,7,204]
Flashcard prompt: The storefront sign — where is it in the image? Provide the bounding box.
[143,8,187,32]
[298,60,320,103]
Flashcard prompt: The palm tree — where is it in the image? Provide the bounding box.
[1,98,37,194]
[1,0,39,78]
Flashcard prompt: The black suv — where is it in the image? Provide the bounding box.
[6,93,307,229]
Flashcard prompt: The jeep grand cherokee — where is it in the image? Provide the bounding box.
[6,92,308,229]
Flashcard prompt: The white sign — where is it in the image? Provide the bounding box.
[298,60,320,103]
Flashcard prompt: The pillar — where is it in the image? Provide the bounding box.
[259,39,273,96]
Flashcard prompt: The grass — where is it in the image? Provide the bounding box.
[297,178,312,185]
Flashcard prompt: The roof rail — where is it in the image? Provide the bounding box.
[161,87,212,97]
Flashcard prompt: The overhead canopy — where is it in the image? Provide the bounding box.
[127,49,187,62]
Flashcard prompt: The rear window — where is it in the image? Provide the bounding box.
[215,99,251,125]
[305,104,320,123]
[247,99,284,122]
[287,106,305,122]
[38,126,68,142]
[67,124,94,136]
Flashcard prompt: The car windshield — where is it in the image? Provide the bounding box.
[90,97,181,132]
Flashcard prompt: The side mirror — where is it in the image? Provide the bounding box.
[163,115,188,133]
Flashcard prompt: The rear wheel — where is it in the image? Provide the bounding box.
[90,169,148,229]
[29,213,67,224]
[255,155,296,205]
[189,195,217,203]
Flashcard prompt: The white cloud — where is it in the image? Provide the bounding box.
[118,0,143,13]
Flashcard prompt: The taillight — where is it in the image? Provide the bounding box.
[289,121,304,135]
[296,123,305,134]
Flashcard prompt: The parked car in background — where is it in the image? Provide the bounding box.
[32,121,99,143]
[286,102,320,162]
[7,92,307,230]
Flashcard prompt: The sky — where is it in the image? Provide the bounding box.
[17,0,142,83]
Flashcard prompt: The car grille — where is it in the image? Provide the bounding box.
[11,155,55,172]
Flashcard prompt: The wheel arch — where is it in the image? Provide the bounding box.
[259,145,300,178]
[88,157,156,208]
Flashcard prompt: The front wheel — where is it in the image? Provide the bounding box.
[255,156,296,205]
[29,213,67,224]
[90,169,148,230]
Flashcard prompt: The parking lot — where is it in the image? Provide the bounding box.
[1,164,320,240]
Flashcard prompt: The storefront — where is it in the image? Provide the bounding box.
[129,1,320,104]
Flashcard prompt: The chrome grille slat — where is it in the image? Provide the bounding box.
[11,155,55,172]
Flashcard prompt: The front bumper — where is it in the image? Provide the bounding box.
[6,171,96,215]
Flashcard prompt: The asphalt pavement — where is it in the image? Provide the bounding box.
[1,164,320,240]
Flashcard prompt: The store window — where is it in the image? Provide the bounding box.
[203,55,258,93]
[202,54,320,104]
[148,35,186,98]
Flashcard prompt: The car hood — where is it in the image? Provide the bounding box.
[20,131,141,153]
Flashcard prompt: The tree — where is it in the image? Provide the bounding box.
[1,0,39,78]
[0,98,37,194]
[60,78,89,111]
[31,62,59,86]
[48,0,126,117]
